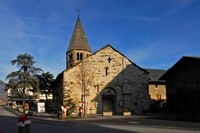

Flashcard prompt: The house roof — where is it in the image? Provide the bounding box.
[145,68,166,81]
[160,56,200,80]
[67,17,91,53]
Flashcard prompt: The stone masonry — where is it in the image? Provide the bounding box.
[63,45,150,114]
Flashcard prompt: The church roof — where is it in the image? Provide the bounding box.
[67,17,91,53]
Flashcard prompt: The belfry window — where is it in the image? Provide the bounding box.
[77,53,79,60]
[155,84,158,88]
[69,53,73,62]
[80,53,83,60]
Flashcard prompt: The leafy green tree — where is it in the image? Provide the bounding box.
[63,90,77,116]
[38,72,54,100]
[6,53,42,106]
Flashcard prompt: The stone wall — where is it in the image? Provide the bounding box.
[53,72,64,108]
[63,45,150,114]
[149,83,166,100]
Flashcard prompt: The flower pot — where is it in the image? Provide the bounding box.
[123,112,132,116]
[103,111,113,116]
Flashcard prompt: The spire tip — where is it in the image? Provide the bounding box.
[76,8,81,18]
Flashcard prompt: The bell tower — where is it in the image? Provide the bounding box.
[66,14,92,69]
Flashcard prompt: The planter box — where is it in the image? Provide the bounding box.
[103,112,113,116]
[70,113,78,118]
[123,112,132,116]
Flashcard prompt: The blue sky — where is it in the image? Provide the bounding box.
[0,0,199,82]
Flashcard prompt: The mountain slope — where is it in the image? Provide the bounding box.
[0,80,7,101]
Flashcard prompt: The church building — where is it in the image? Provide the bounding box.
[54,16,150,115]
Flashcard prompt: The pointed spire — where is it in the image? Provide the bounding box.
[67,16,91,53]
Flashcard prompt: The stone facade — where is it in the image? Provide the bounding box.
[66,49,91,69]
[54,16,151,115]
[149,82,166,100]
[62,45,150,114]
[145,69,166,101]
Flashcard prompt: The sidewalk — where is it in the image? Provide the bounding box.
[144,112,200,123]
[3,105,135,121]
[3,105,200,123]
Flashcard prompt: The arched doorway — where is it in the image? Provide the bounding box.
[101,88,116,114]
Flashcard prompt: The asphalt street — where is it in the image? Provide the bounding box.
[0,105,199,133]
[76,114,200,130]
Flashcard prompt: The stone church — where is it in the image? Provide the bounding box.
[54,16,150,115]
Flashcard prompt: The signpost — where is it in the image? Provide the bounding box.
[37,102,45,113]
[61,106,69,119]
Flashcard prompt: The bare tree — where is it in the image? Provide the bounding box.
[73,60,95,117]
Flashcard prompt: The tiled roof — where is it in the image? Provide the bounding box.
[67,17,91,53]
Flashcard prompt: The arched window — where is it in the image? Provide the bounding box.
[69,53,73,62]
[77,53,79,60]
[97,85,99,93]
[105,67,109,76]
[80,53,83,60]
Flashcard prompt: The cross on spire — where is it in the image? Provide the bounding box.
[76,8,81,18]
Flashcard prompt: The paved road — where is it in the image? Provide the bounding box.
[0,105,18,133]
[0,105,199,133]
[77,115,200,130]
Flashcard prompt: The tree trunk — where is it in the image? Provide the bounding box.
[22,88,26,107]
[45,94,48,101]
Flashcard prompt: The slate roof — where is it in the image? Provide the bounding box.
[67,17,91,53]
[145,68,166,81]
